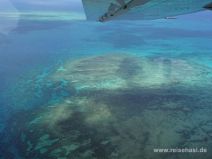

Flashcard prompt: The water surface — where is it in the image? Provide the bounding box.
[0,11,212,159]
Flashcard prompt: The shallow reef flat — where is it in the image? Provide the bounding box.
[3,54,212,159]
[51,53,211,91]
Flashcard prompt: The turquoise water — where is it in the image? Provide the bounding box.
[0,11,212,159]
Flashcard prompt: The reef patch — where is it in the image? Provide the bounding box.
[3,54,212,159]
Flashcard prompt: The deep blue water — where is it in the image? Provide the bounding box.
[0,11,212,159]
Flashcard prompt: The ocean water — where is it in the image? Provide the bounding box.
[0,10,212,159]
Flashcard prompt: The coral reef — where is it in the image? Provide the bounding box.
[3,54,212,159]
[51,54,210,91]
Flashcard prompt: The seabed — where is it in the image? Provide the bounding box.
[2,53,212,159]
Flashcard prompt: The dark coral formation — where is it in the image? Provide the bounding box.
[2,54,212,159]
